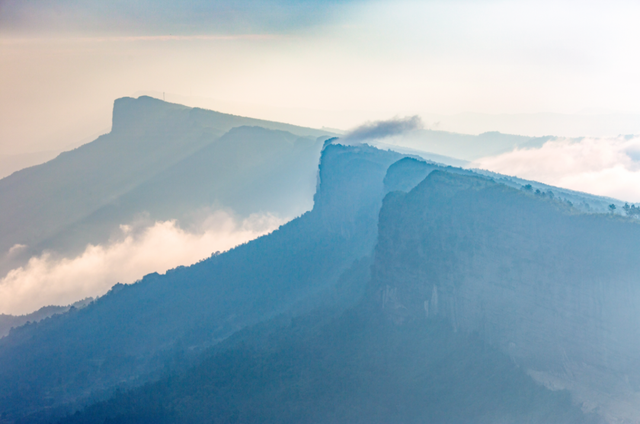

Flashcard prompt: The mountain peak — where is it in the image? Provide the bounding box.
[111,96,188,134]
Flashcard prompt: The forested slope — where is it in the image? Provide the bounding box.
[0,144,401,423]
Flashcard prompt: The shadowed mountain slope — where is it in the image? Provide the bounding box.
[57,308,598,424]
[0,96,332,274]
[373,169,640,422]
[61,162,640,424]
[55,168,616,424]
[41,125,325,256]
[0,299,93,339]
[4,147,639,423]
[385,156,623,214]
[0,144,402,423]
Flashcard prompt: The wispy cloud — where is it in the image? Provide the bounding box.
[343,116,423,143]
[0,34,283,45]
[0,210,285,315]
[0,0,350,37]
[473,136,640,202]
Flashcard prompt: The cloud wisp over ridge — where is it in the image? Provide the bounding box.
[343,116,423,143]
[0,210,285,315]
[473,136,640,203]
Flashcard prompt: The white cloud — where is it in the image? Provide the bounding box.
[472,136,640,202]
[0,211,285,315]
[7,244,27,256]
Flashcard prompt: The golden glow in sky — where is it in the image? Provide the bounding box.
[2,0,640,153]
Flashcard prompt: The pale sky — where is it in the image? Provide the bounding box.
[5,0,640,314]
[3,0,640,155]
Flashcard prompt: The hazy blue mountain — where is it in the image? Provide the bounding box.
[0,151,61,180]
[53,155,640,424]
[3,143,640,423]
[57,308,598,424]
[422,111,640,139]
[0,298,93,339]
[54,163,626,424]
[371,168,640,422]
[41,125,325,256]
[385,156,623,215]
[388,128,552,161]
[0,144,402,423]
[0,96,332,273]
[368,140,470,168]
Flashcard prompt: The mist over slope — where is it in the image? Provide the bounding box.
[3,143,640,423]
[0,95,329,262]
[0,298,92,339]
[5,97,633,316]
[0,96,331,313]
[473,135,640,202]
[0,144,403,423]
[57,155,640,424]
[4,97,640,423]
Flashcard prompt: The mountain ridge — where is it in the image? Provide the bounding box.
[0,144,403,423]
[371,168,640,421]
[52,165,618,424]
[0,97,333,281]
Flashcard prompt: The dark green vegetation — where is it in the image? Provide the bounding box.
[0,96,331,274]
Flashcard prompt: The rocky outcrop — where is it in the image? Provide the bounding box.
[372,170,640,422]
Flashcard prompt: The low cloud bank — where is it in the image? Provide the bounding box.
[0,211,285,315]
[343,116,423,142]
[473,136,640,202]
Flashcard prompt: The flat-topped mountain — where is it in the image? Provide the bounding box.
[0,96,332,276]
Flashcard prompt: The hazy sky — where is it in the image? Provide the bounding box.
[6,0,640,314]
[3,0,640,154]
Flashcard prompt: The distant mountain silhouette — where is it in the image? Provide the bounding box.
[382,128,552,161]
[0,96,333,275]
[0,298,92,339]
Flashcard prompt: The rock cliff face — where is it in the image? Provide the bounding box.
[372,170,640,422]
[0,144,402,423]
[53,160,604,424]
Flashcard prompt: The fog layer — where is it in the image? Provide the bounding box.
[473,136,640,202]
[0,211,284,315]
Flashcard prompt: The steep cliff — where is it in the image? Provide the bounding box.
[0,144,401,423]
[51,159,612,424]
[372,169,640,422]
